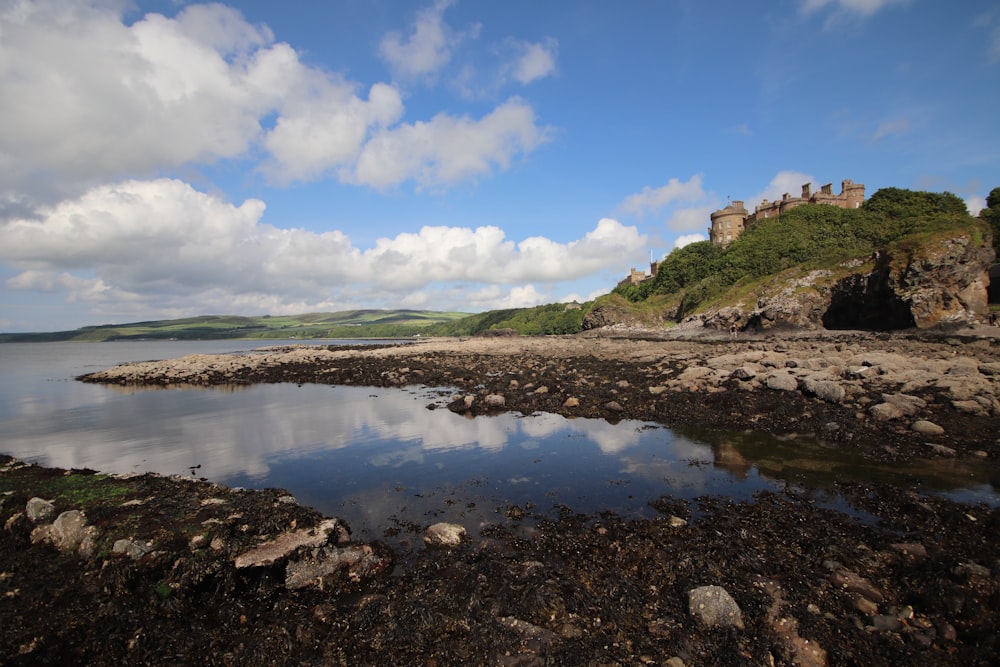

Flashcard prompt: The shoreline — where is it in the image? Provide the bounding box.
[4,328,1000,665]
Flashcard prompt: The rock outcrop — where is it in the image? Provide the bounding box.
[681,231,993,332]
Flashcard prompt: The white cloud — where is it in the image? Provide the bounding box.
[378,0,478,80]
[508,38,558,84]
[617,175,707,216]
[674,234,707,249]
[349,98,552,190]
[0,179,645,317]
[666,206,718,233]
[746,171,817,209]
[0,1,550,207]
[260,81,405,185]
[966,195,986,217]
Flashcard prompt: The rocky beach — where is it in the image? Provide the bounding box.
[3,327,999,665]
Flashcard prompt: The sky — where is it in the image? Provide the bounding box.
[1,0,998,332]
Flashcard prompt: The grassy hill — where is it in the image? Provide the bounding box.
[0,303,596,342]
[608,187,993,321]
[0,310,471,343]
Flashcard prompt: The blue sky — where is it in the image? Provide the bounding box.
[1,0,998,332]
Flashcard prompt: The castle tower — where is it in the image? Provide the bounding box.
[709,200,748,246]
[842,179,865,209]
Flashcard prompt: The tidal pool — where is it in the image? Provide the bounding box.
[1,341,995,544]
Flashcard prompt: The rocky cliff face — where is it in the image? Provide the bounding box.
[590,231,995,332]
[820,233,993,330]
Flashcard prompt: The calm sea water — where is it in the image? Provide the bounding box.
[1,340,995,541]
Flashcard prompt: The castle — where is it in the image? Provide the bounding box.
[708,179,865,246]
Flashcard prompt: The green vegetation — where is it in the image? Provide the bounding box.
[0,304,594,341]
[2,470,133,508]
[422,302,592,336]
[613,187,992,317]
[0,310,470,342]
[981,187,1000,256]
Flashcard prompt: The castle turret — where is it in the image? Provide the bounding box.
[709,200,748,246]
[842,179,865,208]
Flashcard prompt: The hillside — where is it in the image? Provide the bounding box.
[0,303,596,343]
[0,310,470,343]
[589,187,996,332]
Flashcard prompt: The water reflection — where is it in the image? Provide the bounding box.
[2,341,997,544]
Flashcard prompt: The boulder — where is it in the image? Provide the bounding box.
[30,510,90,554]
[800,377,846,403]
[765,371,798,392]
[234,518,348,568]
[285,544,392,590]
[25,497,55,523]
[484,394,506,408]
[424,522,466,548]
[688,585,745,630]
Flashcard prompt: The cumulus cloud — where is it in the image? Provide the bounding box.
[0,1,550,206]
[378,0,479,80]
[507,38,559,85]
[0,179,645,316]
[349,99,551,190]
[673,234,707,249]
[746,171,817,209]
[617,175,707,217]
[666,206,718,233]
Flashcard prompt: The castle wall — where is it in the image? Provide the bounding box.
[709,178,865,246]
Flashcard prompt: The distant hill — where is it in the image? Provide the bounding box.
[0,310,471,343]
[0,304,599,342]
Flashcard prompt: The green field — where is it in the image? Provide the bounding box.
[0,310,471,343]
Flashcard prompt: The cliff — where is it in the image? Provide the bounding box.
[587,228,994,333]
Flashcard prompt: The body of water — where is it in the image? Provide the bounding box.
[1,341,995,541]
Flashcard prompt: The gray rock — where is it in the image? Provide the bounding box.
[234,518,346,568]
[869,402,903,421]
[881,393,927,415]
[30,510,89,554]
[285,544,390,590]
[801,377,846,403]
[687,585,745,629]
[765,370,798,392]
[113,538,152,559]
[604,401,624,412]
[25,497,55,523]
[424,522,466,548]
[730,366,757,381]
[911,420,944,435]
[829,569,884,603]
[484,394,506,408]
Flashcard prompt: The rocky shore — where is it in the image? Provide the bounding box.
[3,328,999,665]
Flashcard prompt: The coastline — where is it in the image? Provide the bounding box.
[3,328,999,665]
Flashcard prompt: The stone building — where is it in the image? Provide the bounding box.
[619,260,660,288]
[708,179,865,246]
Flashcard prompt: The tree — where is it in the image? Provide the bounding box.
[980,187,1000,256]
